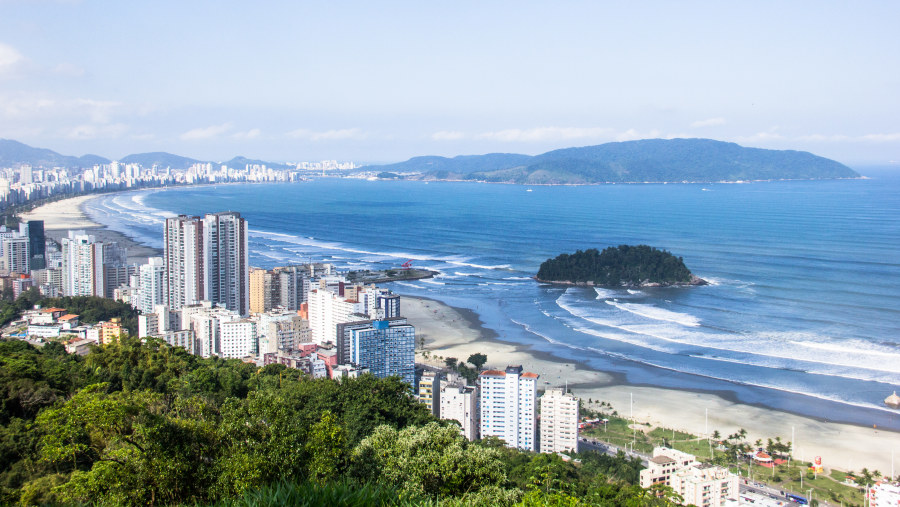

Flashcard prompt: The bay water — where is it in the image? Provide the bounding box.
[83,170,900,429]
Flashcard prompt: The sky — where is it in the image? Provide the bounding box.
[1,1,899,166]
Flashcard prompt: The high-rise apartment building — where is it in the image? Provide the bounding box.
[479,366,539,451]
[137,257,166,315]
[345,318,415,386]
[204,212,249,316]
[24,220,45,271]
[61,231,128,297]
[164,215,204,310]
[539,389,579,454]
[164,212,249,315]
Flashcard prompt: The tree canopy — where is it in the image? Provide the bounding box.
[536,245,697,287]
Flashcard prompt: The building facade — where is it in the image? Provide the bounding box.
[479,366,539,451]
[539,388,579,454]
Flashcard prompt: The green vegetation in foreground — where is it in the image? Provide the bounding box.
[1,329,672,506]
[0,289,139,332]
[537,245,697,287]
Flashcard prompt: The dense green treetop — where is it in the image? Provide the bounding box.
[536,245,700,287]
[0,335,668,506]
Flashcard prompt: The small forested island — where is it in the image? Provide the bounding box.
[535,245,707,287]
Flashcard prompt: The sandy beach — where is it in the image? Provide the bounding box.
[404,295,899,474]
[19,193,162,264]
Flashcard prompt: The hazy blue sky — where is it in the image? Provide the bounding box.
[1,1,898,165]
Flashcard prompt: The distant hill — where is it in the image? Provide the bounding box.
[364,139,859,184]
[363,153,532,179]
[0,140,297,171]
[0,139,111,168]
[224,156,295,171]
[119,152,203,169]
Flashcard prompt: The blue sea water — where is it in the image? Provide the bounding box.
[83,170,900,429]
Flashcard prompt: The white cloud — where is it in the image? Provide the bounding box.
[180,122,233,141]
[0,43,24,76]
[431,130,465,141]
[477,126,613,142]
[690,117,726,128]
[52,62,85,77]
[286,127,366,141]
[64,123,128,140]
[859,132,900,142]
[795,134,852,143]
[232,128,261,140]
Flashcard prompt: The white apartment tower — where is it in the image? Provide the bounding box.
[61,231,127,297]
[539,389,579,454]
[165,213,249,315]
[479,365,539,451]
[165,216,204,310]
[137,257,166,315]
[204,212,249,316]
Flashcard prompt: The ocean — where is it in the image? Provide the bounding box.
[83,170,900,429]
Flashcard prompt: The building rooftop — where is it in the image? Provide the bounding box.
[650,455,676,465]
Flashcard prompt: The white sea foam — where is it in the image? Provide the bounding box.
[593,287,617,299]
[627,289,642,295]
[606,301,702,327]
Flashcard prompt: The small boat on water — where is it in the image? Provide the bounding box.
[885,391,900,409]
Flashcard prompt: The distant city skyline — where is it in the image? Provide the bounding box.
[1,2,898,166]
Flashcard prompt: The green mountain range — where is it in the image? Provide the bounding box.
[0,139,110,169]
[365,138,859,183]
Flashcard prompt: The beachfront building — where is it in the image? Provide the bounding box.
[669,463,739,507]
[440,376,478,441]
[346,318,415,386]
[640,447,698,488]
[479,365,539,451]
[164,213,249,316]
[868,481,900,507]
[640,447,738,507]
[539,388,579,454]
[417,371,441,417]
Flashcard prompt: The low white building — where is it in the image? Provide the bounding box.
[869,481,900,507]
[221,319,258,359]
[440,379,478,441]
[640,447,738,507]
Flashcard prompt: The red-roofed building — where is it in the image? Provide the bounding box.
[479,365,540,451]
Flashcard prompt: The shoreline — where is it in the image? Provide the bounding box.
[18,191,163,264]
[403,294,898,473]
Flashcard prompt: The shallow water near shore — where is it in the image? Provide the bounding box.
[83,170,900,429]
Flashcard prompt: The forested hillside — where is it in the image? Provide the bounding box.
[0,333,664,506]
